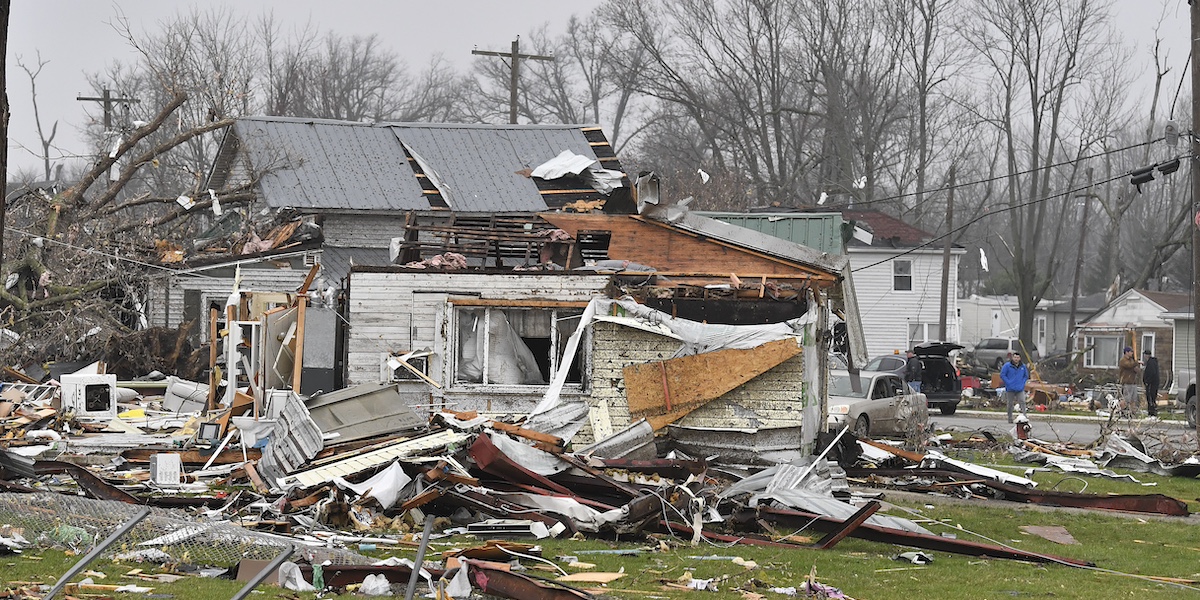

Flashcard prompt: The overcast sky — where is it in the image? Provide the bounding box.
[3,0,1191,179]
[4,0,602,178]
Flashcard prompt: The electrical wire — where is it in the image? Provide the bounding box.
[495,544,569,577]
[1170,49,1192,121]
[829,138,1160,210]
[849,155,1193,273]
[6,225,208,278]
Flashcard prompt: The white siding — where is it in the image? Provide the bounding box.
[147,267,313,329]
[1082,291,1172,329]
[958,295,1020,345]
[346,272,611,385]
[1173,317,1194,393]
[849,248,961,359]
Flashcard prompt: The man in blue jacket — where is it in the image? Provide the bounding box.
[1000,352,1030,423]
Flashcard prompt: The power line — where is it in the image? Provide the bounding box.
[848,157,1188,273]
[837,138,1160,211]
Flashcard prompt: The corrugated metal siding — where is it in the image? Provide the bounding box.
[849,249,959,358]
[393,126,596,212]
[346,271,610,385]
[237,119,428,211]
[703,212,845,255]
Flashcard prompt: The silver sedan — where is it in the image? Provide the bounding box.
[827,370,929,437]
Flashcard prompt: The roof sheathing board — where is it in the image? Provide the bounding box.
[392,125,596,212]
[238,120,428,211]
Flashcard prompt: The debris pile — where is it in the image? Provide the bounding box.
[1,378,1115,598]
[841,431,1194,517]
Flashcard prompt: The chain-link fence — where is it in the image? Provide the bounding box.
[0,493,368,567]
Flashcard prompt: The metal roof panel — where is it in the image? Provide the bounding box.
[392,125,596,212]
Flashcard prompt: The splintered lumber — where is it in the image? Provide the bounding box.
[489,421,563,447]
[857,437,926,463]
[623,338,802,430]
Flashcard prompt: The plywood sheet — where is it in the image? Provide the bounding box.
[623,338,801,430]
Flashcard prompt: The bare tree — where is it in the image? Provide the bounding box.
[15,53,57,181]
[961,0,1123,353]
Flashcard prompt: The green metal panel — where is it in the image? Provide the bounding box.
[701,212,845,255]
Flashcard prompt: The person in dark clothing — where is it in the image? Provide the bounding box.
[1142,350,1160,417]
[904,349,924,393]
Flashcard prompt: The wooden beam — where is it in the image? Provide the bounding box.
[297,264,320,295]
[814,501,880,549]
[448,298,591,308]
[206,307,219,413]
[292,296,307,392]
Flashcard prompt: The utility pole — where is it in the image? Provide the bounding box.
[472,36,553,124]
[0,0,9,271]
[1191,0,1200,447]
[76,88,138,131]
[938,166,955,341]
[1068,167,1095,352]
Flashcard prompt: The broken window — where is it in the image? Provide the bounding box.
[893,259,912,291]
[454,307,584,386]
[1084,335,1120,368]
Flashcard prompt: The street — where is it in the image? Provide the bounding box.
[927,409,1189,446]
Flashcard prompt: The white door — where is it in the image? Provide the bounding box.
[991,310,1002,337]
[1035,316,1047,357]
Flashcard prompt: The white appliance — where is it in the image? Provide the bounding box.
[60,374,118,419]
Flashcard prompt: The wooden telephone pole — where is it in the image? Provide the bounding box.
[472,36,553,124]
[938,166,955,341]
[76,88,138,131]
[1191,0,1200,446]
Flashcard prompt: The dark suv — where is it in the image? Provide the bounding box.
[862,342,963,415]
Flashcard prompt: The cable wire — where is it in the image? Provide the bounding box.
[828,138,1160,210]
[849,155,1192,273]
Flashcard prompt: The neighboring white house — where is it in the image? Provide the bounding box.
[705,210,963,359]
[958,295,1020,346]
[840,211,964,358]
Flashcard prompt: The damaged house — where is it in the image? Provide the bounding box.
[148,117,633,394]
[146,116,864,455]
[348,181,863,456]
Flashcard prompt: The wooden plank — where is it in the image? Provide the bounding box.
[489,422,564,447]
[207,307,219,412]
[623,338,802,431]
[448,298,590,308]
[857,437,926,463]
[814,500,880,549]
[292,297,307,392]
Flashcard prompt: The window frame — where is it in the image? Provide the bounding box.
[1140,332,1155,356]
[892,259,913,292]
[1083,334,1121,368]
[450,304,587,390]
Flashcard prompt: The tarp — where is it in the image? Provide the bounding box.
[532,297,814,420]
